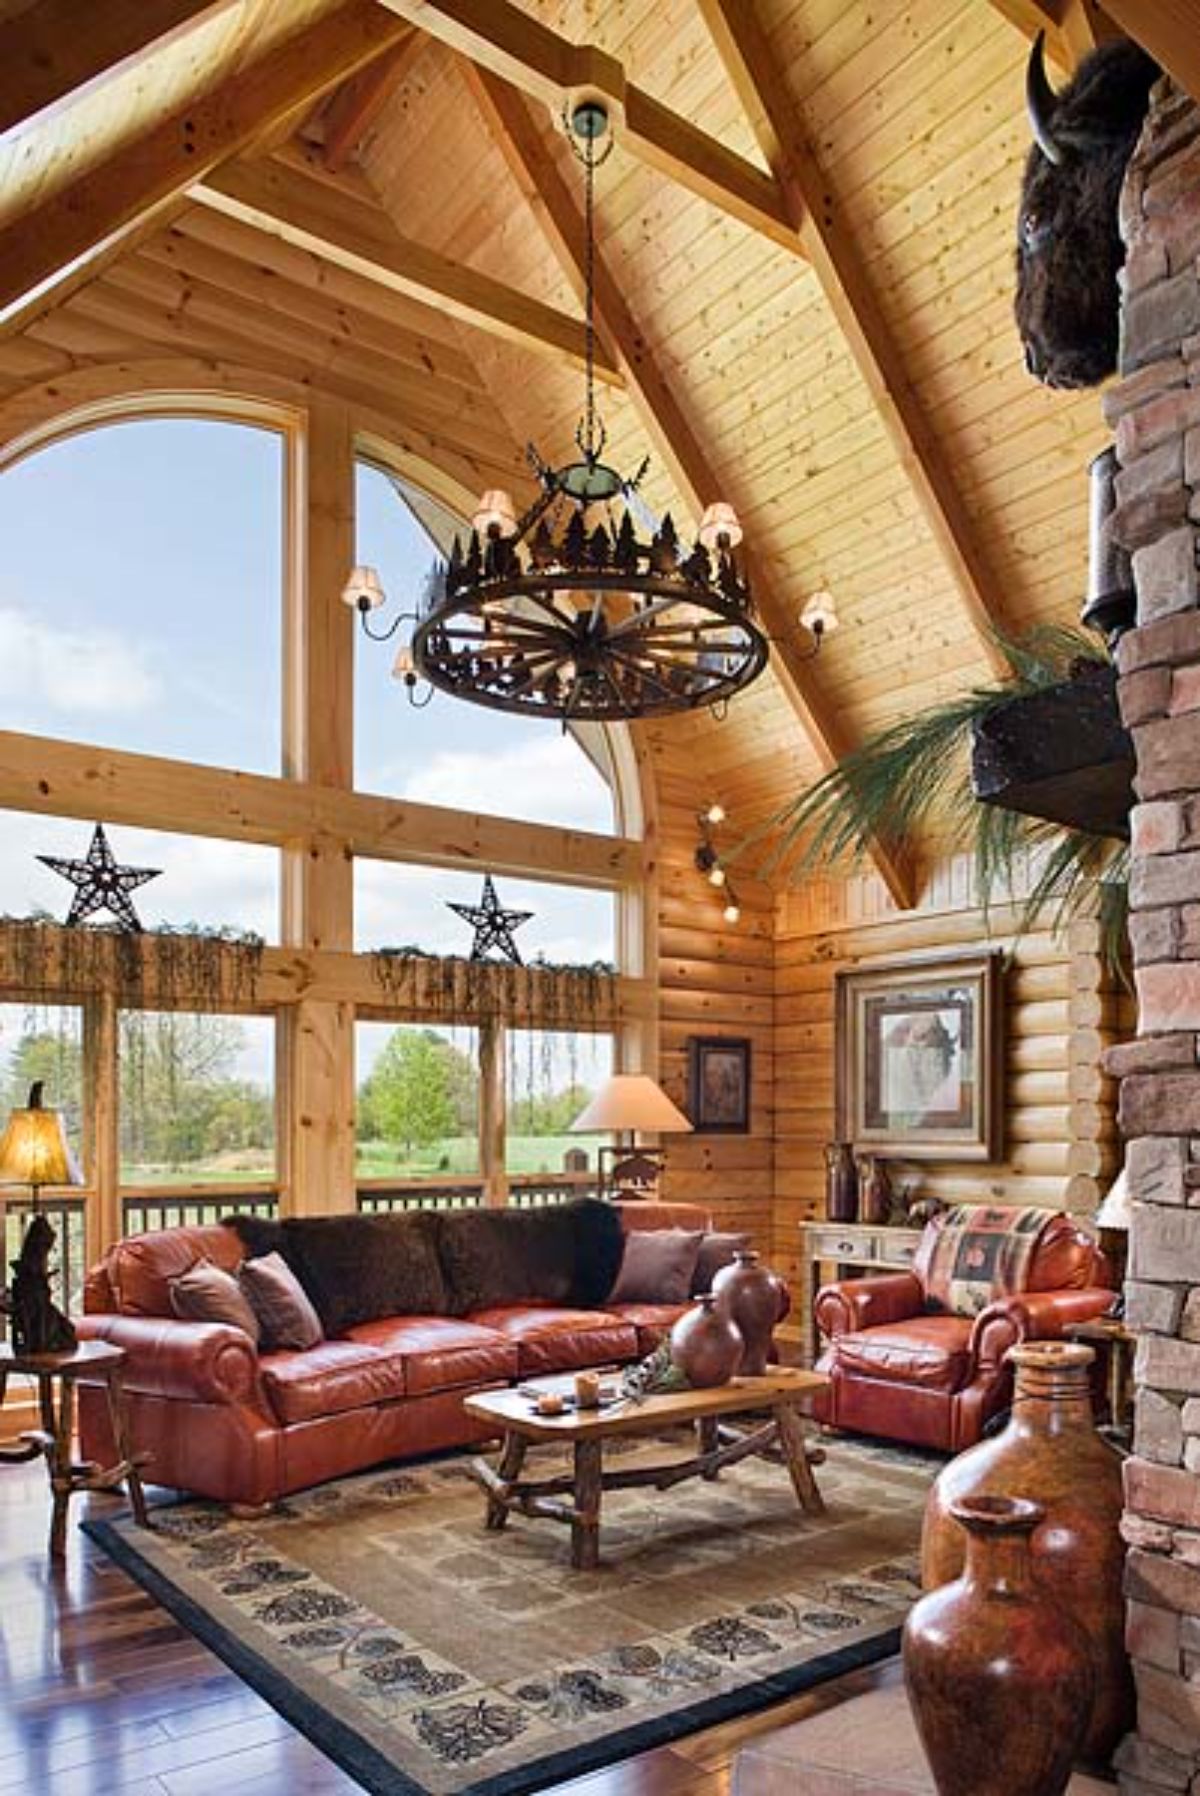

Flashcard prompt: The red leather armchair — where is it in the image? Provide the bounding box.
[813,1211,1113,1452]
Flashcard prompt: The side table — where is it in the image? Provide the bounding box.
[0,1339,150,1560]
[799,1219,923,1365]
[1065,1315,1135,1447]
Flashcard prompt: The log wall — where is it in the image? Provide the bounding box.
[772,853,1130,1295]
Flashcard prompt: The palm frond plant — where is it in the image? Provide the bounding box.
[754,626,1130,975]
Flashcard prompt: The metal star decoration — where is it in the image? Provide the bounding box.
[448,876,533,965]
[38,824,162,933]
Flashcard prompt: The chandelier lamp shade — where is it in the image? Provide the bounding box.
[345,99,768,724]
[795,590,839,660]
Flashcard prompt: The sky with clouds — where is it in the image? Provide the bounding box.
[0,421,616,1086]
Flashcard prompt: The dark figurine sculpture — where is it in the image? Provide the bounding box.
[1016,33,1158,388]
[1,1213,77,1356]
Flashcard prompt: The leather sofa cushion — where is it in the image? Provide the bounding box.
[831,1317,973,1393]
[607,1301,688,1355]
[260,1340,409,1426]
[468,1305,640,1376]
[345,1317,518,1397]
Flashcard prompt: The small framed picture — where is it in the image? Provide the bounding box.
[836,951,1004,1161]
[687,1036,751,1133]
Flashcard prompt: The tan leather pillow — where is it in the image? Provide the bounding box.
[240,1252,324,1352]
[169,1258,260,1345]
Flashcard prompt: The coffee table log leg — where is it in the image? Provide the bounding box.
[698,1414,720,1476]
[571,1438,603,1570]
[776,1402,825,1517]
[487,1431,527,1531]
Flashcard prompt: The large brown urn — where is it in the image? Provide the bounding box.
[711,1250,781,1376]
[905,1494,1093,1796]
[921,1340,1132,1763]
[670,1295,742,1388]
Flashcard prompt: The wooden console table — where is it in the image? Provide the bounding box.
[799,1220,924,1366]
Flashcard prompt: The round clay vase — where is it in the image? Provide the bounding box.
[824,1142,858,1223]
[904,1494,1093,1796]
[670,1295,743,1388]
[921,1341,1132,1763]
[711,1250,780,1376]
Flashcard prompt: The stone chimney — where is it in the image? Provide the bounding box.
[1105,76,1200,1796]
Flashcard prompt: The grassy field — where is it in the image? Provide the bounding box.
[120,1133,597,1187]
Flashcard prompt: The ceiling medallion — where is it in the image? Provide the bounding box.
[346,98,768,723]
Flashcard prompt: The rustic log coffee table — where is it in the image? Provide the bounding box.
[464,1367,830,1570]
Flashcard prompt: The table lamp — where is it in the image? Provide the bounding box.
[0,1081,83,1354]
[570,1074,693,1201]
[1094,1165,1130,1316]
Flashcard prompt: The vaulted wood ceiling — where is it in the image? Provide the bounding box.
[1,0,1188,890]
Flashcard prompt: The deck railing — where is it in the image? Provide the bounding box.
[357,1172,599,1214]
[120,1187,280,1236]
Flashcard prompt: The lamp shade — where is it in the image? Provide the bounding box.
[800,590,839,637]
[0,1083,82,1188]
[341,565,386,611]
[570,1074,693,1135]
[1095,1167,1130,1231]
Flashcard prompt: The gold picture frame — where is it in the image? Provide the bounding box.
[835,951,1004,1161]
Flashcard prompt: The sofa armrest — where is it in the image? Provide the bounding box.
[968,1287,1116,1377]
[76,1314,261,1406]
[814,1272,924,1339]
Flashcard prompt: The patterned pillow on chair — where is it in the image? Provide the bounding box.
[922,1204,1055,1317]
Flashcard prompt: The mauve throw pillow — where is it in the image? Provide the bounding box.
[609,1229,704,1306]
[240,1252,324,1352]
[169,1259,260,1345]
[693,1230,753,1294]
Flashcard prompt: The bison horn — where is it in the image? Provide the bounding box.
[1026,30,1064,165]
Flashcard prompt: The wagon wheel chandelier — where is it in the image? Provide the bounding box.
[345,98,769,723]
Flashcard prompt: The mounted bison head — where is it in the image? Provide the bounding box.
[1016,33,1158,388]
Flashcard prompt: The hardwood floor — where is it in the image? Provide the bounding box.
[0,1460,897,1796]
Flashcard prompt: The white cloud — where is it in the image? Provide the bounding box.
[399,736,614,836]
[0,607,159,717]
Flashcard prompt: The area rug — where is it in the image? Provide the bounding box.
[86,1434,937,1796]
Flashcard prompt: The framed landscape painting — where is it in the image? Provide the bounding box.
[687,1036,751,1133]
[835,952,1003,1161]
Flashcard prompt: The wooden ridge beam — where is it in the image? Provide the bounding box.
[0,0,414,335]
[0,0,236,136]
[0,729,640,890]
[698,0,1014,680]
[194,155,622,382]
[464,68,915,910]
[322,28,426,170]
[1101,0,1200,101]
[374,0,799,253]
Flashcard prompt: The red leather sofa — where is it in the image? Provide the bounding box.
[813,1209,1113,1453]
[75,1199,711,1510]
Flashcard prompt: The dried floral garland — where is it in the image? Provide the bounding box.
[0,916,265,1011]
[371,946,617,1031]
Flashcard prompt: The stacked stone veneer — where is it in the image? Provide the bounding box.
[1105,76,1200,1796]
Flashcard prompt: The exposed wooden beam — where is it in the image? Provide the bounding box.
[0,0,413,333]
[323,28,425,170]
[698,0,1014,680]
[464,68,915,910]
[988,0,1122,67]
[194,153,622,381]
[1101,0,1200,101]
[0,729,640,890]
[374,0,800,253]
[0,0,236,136]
